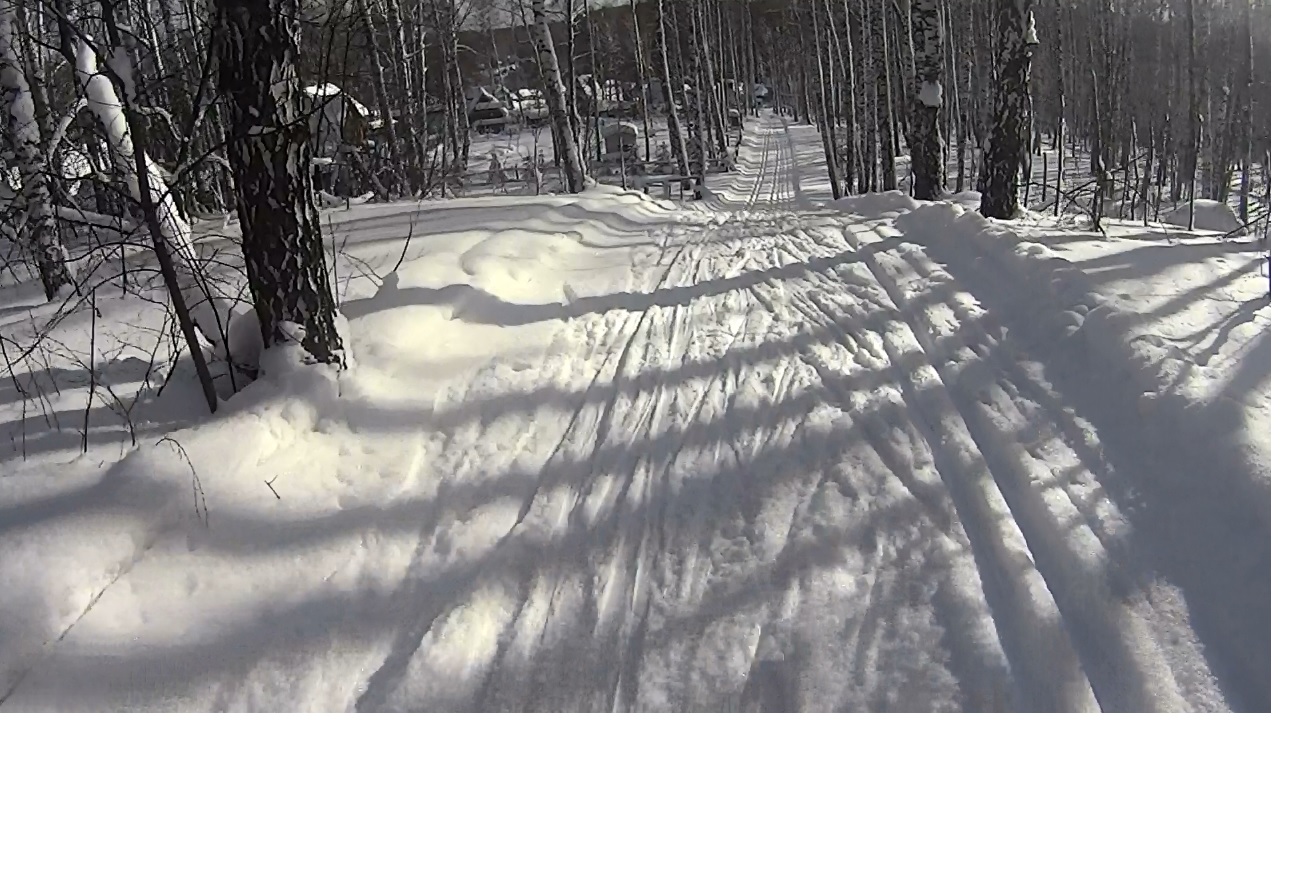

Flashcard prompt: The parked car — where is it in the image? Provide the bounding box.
[465,86,512,132]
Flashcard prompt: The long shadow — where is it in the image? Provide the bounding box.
[1218,328,1271,404]
[1073,239,1268,286]
[0,373,877,710]
[0,355,212,462]
[1,294,1032,711]
[898,222,1271,710]
[1121,258,1267,329]
[16,191,1254,710]
[1192,292,1271,366]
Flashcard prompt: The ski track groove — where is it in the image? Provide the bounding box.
[847,223,1199,712]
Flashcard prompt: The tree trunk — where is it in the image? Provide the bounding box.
[980,0,1037,219]
[657,0,689,177]
[1186,0,1199,230]
[907,0,944,200]
[563,0,581,149]
[695,0,729,168]
[214,0,345,368]
[1239,0,1254,225]
[0,4,72,302]
[870,0,897,190]
[357,0,402,196]
[629,0,651,163]
[810,0,841,199]
[533,0,587,192]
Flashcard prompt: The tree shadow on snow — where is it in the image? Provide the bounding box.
[1,299,1047,713]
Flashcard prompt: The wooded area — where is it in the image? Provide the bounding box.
[0,0,1272,404]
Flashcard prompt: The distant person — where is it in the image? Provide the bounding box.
[488,152,506,192]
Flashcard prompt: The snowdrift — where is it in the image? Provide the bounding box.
[1160,199,1242,234]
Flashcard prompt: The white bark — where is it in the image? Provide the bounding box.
[531,0,588,192]
[0,4,73,301]
[74,37,255,368]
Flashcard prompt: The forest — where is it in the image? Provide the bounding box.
[0,1,1273,717]
[0,2,1272,402]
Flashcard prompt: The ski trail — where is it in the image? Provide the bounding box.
[362,114,1234,712]
[840,218,1212,712]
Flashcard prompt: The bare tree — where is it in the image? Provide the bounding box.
[0,2,72,302]
[656,0,688,177]
[214,0,345,368]
[531,0,587,192]
[980,0,1038,219]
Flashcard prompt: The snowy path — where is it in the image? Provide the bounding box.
[344,119,1242,711]
[1,116,1265,711]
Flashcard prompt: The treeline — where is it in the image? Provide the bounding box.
[0,1,1272,405]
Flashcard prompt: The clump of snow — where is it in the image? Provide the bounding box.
[1023,7,1039,44]
[917,81,943,108]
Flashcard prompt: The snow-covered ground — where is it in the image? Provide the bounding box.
[0,114,1270,711]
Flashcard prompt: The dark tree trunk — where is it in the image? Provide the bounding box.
[563,0,581,148]
[357,0,402,196]
[629,0,651,163]
[214,0,345,369]
[908,0,944,200]
[981,0,1038,219]
[870,0,897,191]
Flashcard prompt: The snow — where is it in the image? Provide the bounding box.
[1023,6,1039,44]
[917,80,943,108]
[0,115,1270,711]
[303,83,371,119]
[1159,198,1242,233]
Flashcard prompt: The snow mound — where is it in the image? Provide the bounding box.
[1160,199,1241,233]
[330,189,678,394]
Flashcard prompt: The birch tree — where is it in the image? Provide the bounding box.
[214,0,345,368]
[0,2,72,302]
[532,0,587,192]
[907,0,944,200]
[656,0,688,177]
[980,0,1038,219]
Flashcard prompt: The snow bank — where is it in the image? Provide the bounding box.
[330,188,679,389]
[0,333,347,704]
[1160,199,1242,234]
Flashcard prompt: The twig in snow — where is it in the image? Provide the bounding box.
[81,276,97,451]
[156,434,208,524]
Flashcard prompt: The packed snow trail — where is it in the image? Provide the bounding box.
[0,115,1265,711]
